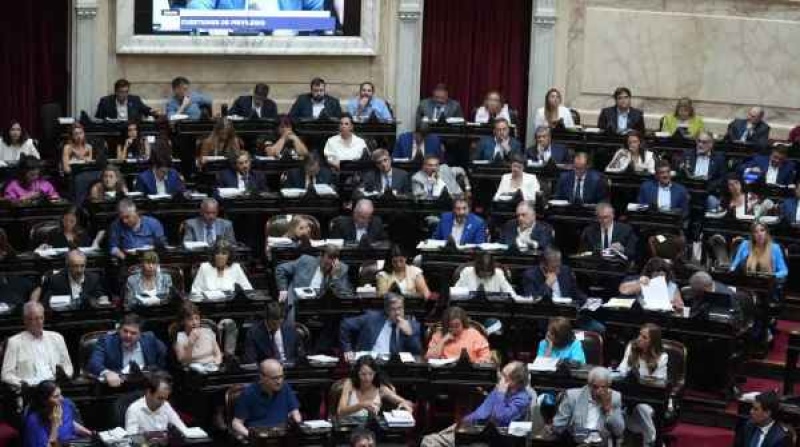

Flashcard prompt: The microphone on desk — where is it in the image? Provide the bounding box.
[358,234,373,249]
[444,235,458,252]
[475,283,487,301]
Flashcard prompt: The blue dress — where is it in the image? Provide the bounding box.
[23,399,79,447]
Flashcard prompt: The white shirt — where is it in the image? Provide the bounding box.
[423,175,446,198]
[69,275,83,300]
[516,225,535,249]
[586,398,601,430]
[752,421,775,447]
[372,320,394,354]
[451,219,466,244]
[190,262,253,294]
[312,100,325,119]
[601,223,614,250]
[355,226,368,242]
[121,342,145,373]
[323,134,368,164]
[1,330,74,387]
[492,139,510,159]
[795,205,800,224]
[616,109,629,134]
[766,165,779,185]
[0,139,40,161]
[251,100,262,118]
[617,344,668,379]
[694,155,710,177]
[551,276,562,298]
[117,101,128,120]
[155,173,167,195]
[474,104,512,124]
[310,267,323,289]
[454,267,518,298]
[125,396,188,435]
[273,329,286,362]
[533,106,575,129]
[657,184,672,210]
[606,149,655,174]
[237,173,248,190]
[493,173,540,202]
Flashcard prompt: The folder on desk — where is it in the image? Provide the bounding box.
[136,294,161,306]
[147,193,172,200]
[508,421,533,437]
[280,188,306,198]
[356,285,377,298]
[314,184,337,196]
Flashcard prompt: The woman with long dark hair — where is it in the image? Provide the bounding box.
[336,355,412,420]
[23,380,93,447]
[0,120,39,161]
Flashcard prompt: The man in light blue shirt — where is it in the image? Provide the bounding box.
[346,82,393,122]
[165,76,212,120]
[109,199,167,259]
[186,0,324,10]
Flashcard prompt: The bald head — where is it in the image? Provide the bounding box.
[354,199,374,228]
[259,359,285,393]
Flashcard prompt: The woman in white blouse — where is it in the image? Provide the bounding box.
[191,242,253,294]
[618,323,668,447]
[454,253,518,299]
[493,154,540,202]
[605,131,655,174]
[534,88,575,130]
[474,91,513,125]
[323,114,368,171]
[0,121,40,162]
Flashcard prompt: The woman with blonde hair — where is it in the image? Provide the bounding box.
[730,222,788,280]
[61,123,93,174]
[534,88,574,129]
[660,97,705,138]
[199,117,243,161]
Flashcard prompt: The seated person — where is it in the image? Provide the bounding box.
[425,306,491,363]
[183,198,236,245]
[282,216,315,242]
[660,97,705,138]
[232,359,301,437]
[597,86,645,135]
[475,118,522,161]
[87,314,167,387]
[0,273,40,308]
[95,78,155,121]
[4,156,59,203]
[0,120,39,161]
[411,154,469,200]
[619,324,668,447]
[685,271,740,317]
[730,222,788,282]
[190,242,253,294]
[1,302,72,389]
[108,199,166,259]
[357,149,411,196]
[535,317,586,364]
[416,83,464,126]
[24,381,93,447]
[229,83,278,120]
[553,367,625,441]
[124,251,173,310]
[42,249,108,309]
[605,131,655,174]
[637,160,690,217]
[350,428,376,447]
[288,77,342,120]
[0,227,14,260]
[337,356,413,422]
[420,361,532,447]
[534,87,575,129]
[732,391,789,447]
[216,151,268,193]
[61,123,93,174]
[135,151,185,196]
[323,114,368,171]
[283,152,334,189]
[165,76,212,120]
[263,117,308,159]
[781,180,800,224]
[41,206,92,249]
[431,198,486,244]
[340,293,422,358]
[346,81,393,122]
[174,302,222,366]
[329,199,387,243]
[474,90,516,125]
[554,152,607,204]
[525,125,570,165]
[682,131,726,209]
[720,174,776,218]
[619,257,685,311]
[741,146,797,187]
[125,372,188,435]
[117,121,151,160]
[199,117,243,161]
[454,252,518,299]
[725,106,770,150]
[523,249,584,302]
[500,200,553,250]
[493,154,540,202]
[88,165,128,202]
[579,202,637,260]
[244,301,302,364]
[376,245,432,299]
[394,127,442,160]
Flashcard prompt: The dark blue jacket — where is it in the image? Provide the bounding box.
[682,150,727,194]
[393,132,442,159]
[475,137,523,161]
[726,118,770,151]
[637,180,690,217]
[522,265,585,303]
[524,143,570,165]
[781,198,800,224]
[554,169,607,204]
[228,95,278,120]
[432,212,486,245]
[339,310,422,354]
[94,94,153,120]
[500,220,553,248]
[284,167,334,189]
[135,169,185,195]
[741,154,797,186]
[87,331,167,376]
[217,168,268,192]
[288,94,342,120]
[243,320,300,364]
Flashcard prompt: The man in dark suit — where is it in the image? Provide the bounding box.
[87,313,167,387]
[682,131,727,199]
[329,199,387,242]
[415,83,464,126]
[432,198,486,244]
[725,106,771,151]
[288,77,342,120]
[525,126,570,165]
[741,147,797,187]
[500,201,553,250]
[475,118,522,161]
[554,152,607,204]
[284,152,335,189]
[229,83,278,120]
[94,79,155,120]
[135,152,185,196]
[182,198,236,245]
[244,301,303,364]
[522,248,585,303]
[43,250,108,309]
[217,150,268,192]
[781,181,800,224]
[580,202,638,261]
[357,149,410,196]
[638,161,690,217]
[733,391,791,447]
[597,87,645,135]
[340,293,422,359]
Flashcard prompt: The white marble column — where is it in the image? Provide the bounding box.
[71,0,99,116]
[394,0,424,134]
[526,0,557,145]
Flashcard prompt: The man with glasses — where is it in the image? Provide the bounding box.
[597,87,645,135]
[357,149,410,196]
[553,366,624,442]
[682,130,726,210]
[232,359,301,437]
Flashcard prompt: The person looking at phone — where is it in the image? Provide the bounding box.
[340,293,422,361]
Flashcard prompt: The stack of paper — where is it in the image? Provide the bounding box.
[280,188,306,198]
[528,356,559,372]
[99,427,127,443]
[202,156,226,162]
[136,294,161,306]
[35,247,69,258]
[203,290,227,301]
[181,427,208,439]
[428,358,457,367]
[449,287,470,300]
[183,241,209,250]
[399,352,415,363]
[267,237,294,247]
[552,297,573,305]
[217,188,244,199]
[147,193,172,200]
[189,363,219,374]
[603,298,635,309]
[548,199,570,206]
[508,421,533,437]
[49,295,72,310]
[307,354,339,364]
[640,276,674,312]
[479,243,508,251]
[416,239,447,250]
[314,184,337,196]
[303,420,333,429]
[356,285,377,298]
[383,410,415,427]
[310,239,344,248]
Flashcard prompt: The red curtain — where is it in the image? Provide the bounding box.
[421,0,532,138]
[0,1,68,142]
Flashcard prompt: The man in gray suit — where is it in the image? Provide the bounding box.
[553,366,625,442]
[275,245,353,321]
[182,198,236,245]
[411,154,470,200]
[416,83,464,126]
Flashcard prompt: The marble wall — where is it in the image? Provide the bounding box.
[554,0,800,137]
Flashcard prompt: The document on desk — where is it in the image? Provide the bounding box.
[267,237,293,247]
[180,427,208,439]
[184,241,209,250]
[508,421,533,437]
[99,427,128,443]
[384,410,415,427]
[428,358,458,367]
[603,298,635,309]
[218,188,245,199]
[641,276,674,312]
[528,356,559,372]
[307,354,339,364]
[303,420,333,429]
[49,295,72,309]
[202,290,227,301]
[314,184,337,196]
[147,193,172,200]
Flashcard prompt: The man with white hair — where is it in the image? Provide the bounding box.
[553,366,624,441]
[726,106,770,150]
[42,249,108,309]
[109,199,166,259]
[329,199,387,243]
[182,197,236,245]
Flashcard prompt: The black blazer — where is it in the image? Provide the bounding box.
[500,220,554,249]
[726,118,771,151]
[733,421,791,447]
[289,94,342,120]
[94,94,153,120]
[329,216,387,242]
[284,167,335,189]
[243,320,303,364]
[522,264,585,303]
[597,106,646,135]
[43,270,106,308]
[229,95,278,120]
[49,231,92,250]
[682,150,727,194]
[217,169,268,192]
[358,168,411,195]
[580,222,638,261]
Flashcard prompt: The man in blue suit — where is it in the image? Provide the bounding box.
[432,198,486,245]
[554,152,607,204]
[781,182,800,224]
[135,152,185,196]
[216,150,268,192]
[525,126,570,165]
[87,314,167,388]
[340,293,422,359]
[244,301,303,364]
[637,161,690,217]
[741,147,796,187]
[393,127,442,160]
[725,106,771,151]
[522,248,585,303]
[596,87,645,135]
[288,78,342,120]
[475,118,522,161]
[733,391,790,447]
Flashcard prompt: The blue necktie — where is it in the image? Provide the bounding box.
[389,323,399,354]
[749,429,762,447]
[206,224,214,245]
